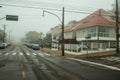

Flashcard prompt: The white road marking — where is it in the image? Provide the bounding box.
[33,53,37,55]
[101,57,120,62]
[13,53,16,55]
[69,58,120,71]
[44,53,51,56]
[20,52,23,55]
[0,53,2,55]
[26,53,30,55]
[38,53,44,56]
[5,53,9,55]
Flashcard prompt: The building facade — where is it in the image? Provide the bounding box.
[51,9,117,54]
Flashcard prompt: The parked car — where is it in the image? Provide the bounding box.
[0,43,8,49]
[0,43,4,49]
[31,44,40,50]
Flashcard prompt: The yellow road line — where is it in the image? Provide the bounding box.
[22,71,26,79]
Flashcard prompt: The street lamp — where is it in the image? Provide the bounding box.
[85,35,91,57]
[42,10,62,23]
[42,7,65,56]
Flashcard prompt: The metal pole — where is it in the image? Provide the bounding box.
[87,39,88,57]
[3,25,6,43]
[43,10,62,23]
[115,0,119,54]
[62,7,65,56]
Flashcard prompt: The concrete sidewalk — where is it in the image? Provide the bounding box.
[42,48,120,69]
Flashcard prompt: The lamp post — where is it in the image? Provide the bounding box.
[85,36,91,57]
[42,7,65,56]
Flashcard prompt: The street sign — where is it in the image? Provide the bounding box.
[6,15,18,21]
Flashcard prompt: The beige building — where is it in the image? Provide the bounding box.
[51,25,61,50]
[64,9,116,54]
[51,9,117,54]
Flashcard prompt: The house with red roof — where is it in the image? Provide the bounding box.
[64,9,116,54]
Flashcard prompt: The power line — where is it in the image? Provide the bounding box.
[0,1,109,13]
[1,0,111,10]
[0,3,115,17]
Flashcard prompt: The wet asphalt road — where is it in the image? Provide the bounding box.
[0,45,120,80]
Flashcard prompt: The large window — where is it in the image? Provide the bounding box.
[88,26,96,37]
[98,26,109,37]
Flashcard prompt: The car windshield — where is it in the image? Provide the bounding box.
[33,44,39,46]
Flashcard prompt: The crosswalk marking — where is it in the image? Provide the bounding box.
[20,53,23,55]
[101,57,120,62]
[26,53,30,55]
[13,53,16,55]
[33,53,37,55]
[1,52,52,57]
[39,53,44,57]
[44,53,51,56]
[39,53,44,55]
[5,53,9,55]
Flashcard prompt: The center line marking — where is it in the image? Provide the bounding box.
[22,71,26,79]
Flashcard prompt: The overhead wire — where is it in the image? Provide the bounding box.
[0,3,114,17]
[0,0,107,13]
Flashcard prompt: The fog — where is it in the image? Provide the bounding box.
[0,0,114,42]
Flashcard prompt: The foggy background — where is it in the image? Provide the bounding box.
[0,0,114,42]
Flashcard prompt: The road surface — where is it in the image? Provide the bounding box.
[0,45,120,80]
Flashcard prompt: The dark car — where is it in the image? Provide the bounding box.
[31,44,40,50]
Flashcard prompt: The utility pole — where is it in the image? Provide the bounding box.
[62,7,65,56]
[3,25,6,43]
[115,0,119,54]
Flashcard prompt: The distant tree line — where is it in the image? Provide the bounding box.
[22,31,52,48]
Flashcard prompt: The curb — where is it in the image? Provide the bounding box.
[68,58,120,71]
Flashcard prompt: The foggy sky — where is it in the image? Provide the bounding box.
[0,0,114,42]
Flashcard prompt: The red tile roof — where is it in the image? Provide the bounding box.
[65,9,116,32]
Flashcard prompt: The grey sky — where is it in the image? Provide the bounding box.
[0,0,114,42]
